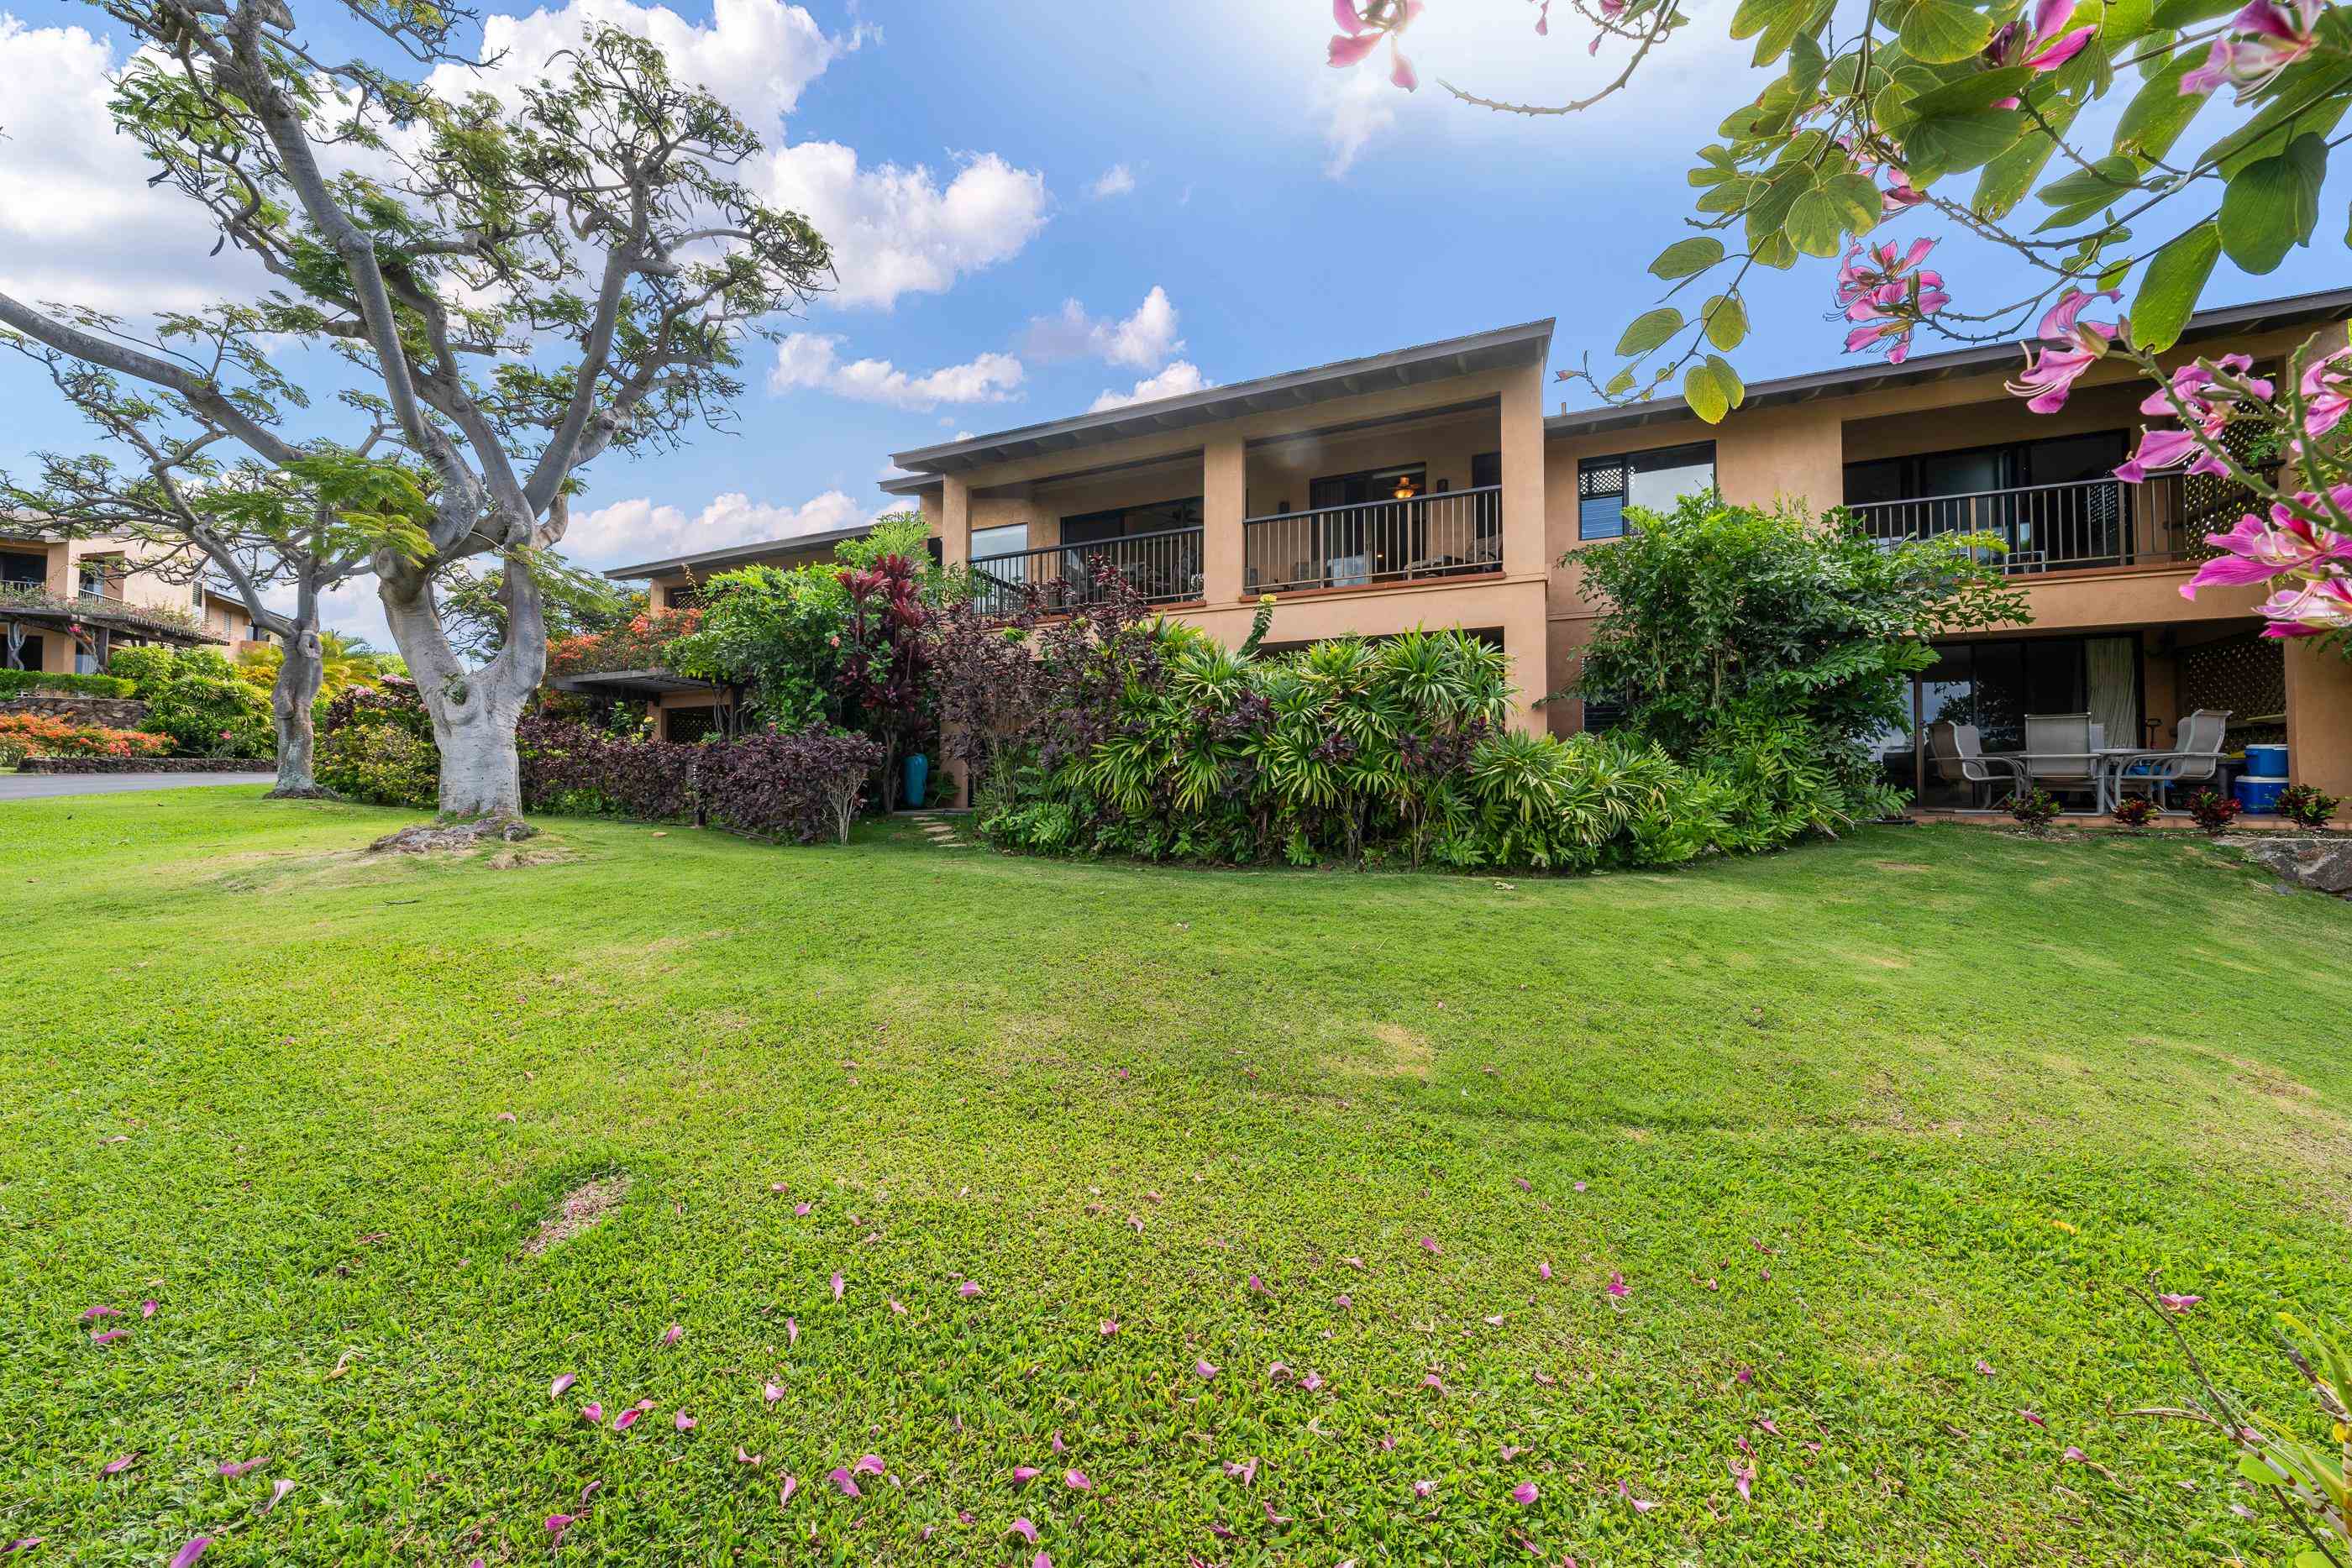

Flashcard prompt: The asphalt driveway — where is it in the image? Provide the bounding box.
[0,772,277,800]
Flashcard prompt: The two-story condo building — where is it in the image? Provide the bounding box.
[611,287,2352,807]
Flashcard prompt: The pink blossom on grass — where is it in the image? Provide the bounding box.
[2156,1293,2203,1314]
[1511,1481,1541,1504]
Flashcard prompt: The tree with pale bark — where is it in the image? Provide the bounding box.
[0,316,424,797]
[0,0,830,832]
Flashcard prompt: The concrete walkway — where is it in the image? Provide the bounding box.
[0,771,276,801]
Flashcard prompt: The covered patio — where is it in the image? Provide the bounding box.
[1,586,224,674]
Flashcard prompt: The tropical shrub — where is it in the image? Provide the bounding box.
[0,737,25,770]
[517,719,882,843]
[1569,492,2029,820]
[2278,784,2343,831]
[2110,794,2160,830]
[660,566,843,728]
[2186,789,2243,836]
[518,719,699,821]
[546,606,703,679]
[143,674,275,758]
[0,670,135,699]
[0,712,170,758]
[318,679,438,807]
[935,567,1811,873]
[104,645,183,697]
[696,730,885,845]
[836,551,934,810]
[2006,789,2061,831]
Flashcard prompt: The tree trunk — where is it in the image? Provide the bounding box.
[265,624,333,799]
[377,547,546,827]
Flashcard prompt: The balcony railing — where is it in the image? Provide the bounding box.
[1847,475,2189,571]
[969,525,1205,618]
[1243,485,1501,595]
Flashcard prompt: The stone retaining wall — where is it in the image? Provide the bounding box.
[15,756,272,775]
[0,695,150,728]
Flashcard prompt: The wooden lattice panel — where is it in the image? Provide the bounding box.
[2177,632,2287,745]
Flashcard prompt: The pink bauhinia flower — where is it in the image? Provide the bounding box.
[2183,494,2352,596]
[2118,355,2273,480]
[2255,574,2352,636]
[2006,289,2118,412]
[2181,0,2323,98]
[1838,239,1951,364]
[1982,0,2097,101]
[1329,0,1425,91]
[2297,345,2352,448]
[2156,1293,2204,1313]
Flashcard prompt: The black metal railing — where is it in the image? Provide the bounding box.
[1242,485,1502,595]
[968,525,1205,617]
[1847,475,2187,571]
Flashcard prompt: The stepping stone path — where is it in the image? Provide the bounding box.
[905,812,973,848]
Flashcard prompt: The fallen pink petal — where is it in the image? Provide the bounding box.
[780,1473,798,1505]
[549,1372,576,1400]
[1606,1272,1630,1298]
[1195,1360,1218,1380]
[1064,1469,1091,1492]
[260,1479,295,1514]
[89,1329,127,1345]
[660,1323,684,1346]
[1413,1478,1435,1498]
[2157,1293,2203,1314]
[1538,1261,1552,1281]
[1419,1237,1441,1256]
[734,1446,763,1467]
[853,1454,886,1476]
[827,1468,860,1497]
[1620,1481,1657,1513]
[102,1453,139,1476]
[1301,1371,1325,1392]
[764,1380,785,1403]
[1012,1466,1041,1482]
[580,1481,602,1505]
[675,1411,696,1431]
[613,1408,642,1431]
[81,1305,119,1321]
[1009,1518,1038,1543]
[544,1513,575,1545]
[139,1300,159,1319]
[218,1457,269,1479]
[1975,1360,1995,1377]
[786,1316,800,1345]
[1511,1481,1540,1504]
[580,1403,604,1424]
[958,1281,983,1298]
[1099,1319,1120,1337]
[168,1539,211,1568]
[831,1273,845,1302]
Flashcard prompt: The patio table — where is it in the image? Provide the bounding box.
[1983,750,2134,812]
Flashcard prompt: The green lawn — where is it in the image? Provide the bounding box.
[4,790,2349,1565]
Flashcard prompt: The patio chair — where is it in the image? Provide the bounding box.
[1927,720,2022,809]
[2022,711,2098,806]
[2110,708,2231,810]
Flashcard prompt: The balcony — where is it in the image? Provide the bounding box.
[1846,475,2192,572]
[1242,485,1501,595]
[969,526,1206,618]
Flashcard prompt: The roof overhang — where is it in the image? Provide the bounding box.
[891,319,1557,477]
[0,592,225,646]
[1546,286,2352,440]
[552,669,725,698]
[601,522,878,582]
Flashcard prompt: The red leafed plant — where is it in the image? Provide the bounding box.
[836,553,933,810]
[2109,794,2160,830]
[2185,789,2242,836]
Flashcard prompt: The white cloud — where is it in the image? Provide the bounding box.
[1022,286,1184,370]
[763,145,1049,310]
[1316,69,1397,178]
[1089,163,1137,199]
[562,489,874,567]
[0,21,273,312]
[769,333,1023,411]
[1089,360,1210,412]
[441,0,837,127]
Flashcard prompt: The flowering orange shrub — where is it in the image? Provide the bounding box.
[0,713,171,758]
[546,607,703,679]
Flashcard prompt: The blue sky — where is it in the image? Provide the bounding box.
[2,0,2343,641]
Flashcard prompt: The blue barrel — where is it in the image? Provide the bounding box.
[903,751,929,810]
[2244,743,2289,775]
[2234,775,2288,814]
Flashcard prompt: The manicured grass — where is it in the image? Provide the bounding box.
[4,789,2349,1565]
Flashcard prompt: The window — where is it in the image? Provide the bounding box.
[0,551,44,588]
[969,523,1029,561]
[1578,443,1715,540]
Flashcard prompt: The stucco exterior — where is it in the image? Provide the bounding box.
[879,301,2352,803]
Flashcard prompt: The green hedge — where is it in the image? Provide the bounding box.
[0,670,138,700]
